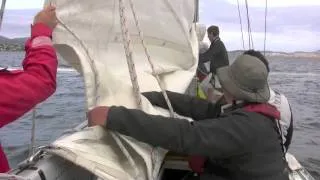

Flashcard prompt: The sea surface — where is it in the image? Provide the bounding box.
[0,52,319,178]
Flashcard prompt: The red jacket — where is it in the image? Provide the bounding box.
[0,23,57,172]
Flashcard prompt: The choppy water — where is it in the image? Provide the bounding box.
[0,52,319,178]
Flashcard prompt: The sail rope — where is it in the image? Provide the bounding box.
[28,0,102,156]
[57,20,101,105]
[236,0,245,50]
[264,0,268,55]
[26,1,179,176]
[118,0,143,110]
[126,0,179,177]
[127,0,175,118]
[0,0,6,30]
[244,0,254,49]
[28,108,37,157]
[238,0,268,52]
[0,0,38,159]
[44,1,141,178]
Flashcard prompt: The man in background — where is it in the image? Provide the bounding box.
[198,25,229,101]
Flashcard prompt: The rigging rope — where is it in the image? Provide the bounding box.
[0,0,38,157]
[264,0,268,55]
[57,19,101,105]
[51,1,141,178]
[28,1,180,177]
[128,0,175,118]
[0,0,6,30]
[236,0,245,50]
[28,107,36,157]
[127,0,179,177]
[244,0,254,49]
[119,0,143,110]
[236,0,268,53]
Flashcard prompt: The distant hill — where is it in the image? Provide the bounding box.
[9,37,28,45]
[0,35,319,59]
[0,35,11,44]
[0,35,28,45]
[227,50,320,59]
[0,36,28,51]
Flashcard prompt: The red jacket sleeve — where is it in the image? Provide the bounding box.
[0,23,58,128]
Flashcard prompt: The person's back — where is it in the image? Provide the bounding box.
[243,50,294,152]
[203,107,288,180]
[199,25,229,75]
[208,38,229,75]
[197,26,229,101]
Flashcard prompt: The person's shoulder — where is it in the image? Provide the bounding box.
[216,39,227,50]
[220,108,256,120]
[269,88,290,102]
[217,38,226,45]
[268,88,292,120]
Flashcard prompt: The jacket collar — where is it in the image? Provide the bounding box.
[210,37,220,46]
[221,100,245,114]
[221,101,280,120]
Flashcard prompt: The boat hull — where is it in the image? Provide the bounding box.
[5,152,315,180]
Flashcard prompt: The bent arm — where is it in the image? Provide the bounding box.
[142,91,219,120]
[199,43,221,64]
[106,107,249,158]
[0,23,57,128]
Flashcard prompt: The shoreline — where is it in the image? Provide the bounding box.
[0,44,319,59]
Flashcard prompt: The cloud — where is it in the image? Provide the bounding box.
[0,0,319,52]
[199,0,320,51]
[0,9,38,37]
[226,0,320,7]
[5,0,44,10]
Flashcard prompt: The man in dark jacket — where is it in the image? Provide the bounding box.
[198,25,229,101]
[88,55,289,180]
[199,25,229,76]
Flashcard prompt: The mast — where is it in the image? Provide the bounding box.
[0,0,6,30]
[194,0,199,22]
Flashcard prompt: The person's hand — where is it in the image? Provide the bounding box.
[87,106,110,127]
[33,4,58,29]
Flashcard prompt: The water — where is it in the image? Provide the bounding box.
[0,52,319,177]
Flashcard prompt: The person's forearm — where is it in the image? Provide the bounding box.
[143,91,218,120]
[0,23,57,127]
[106,106,249,158]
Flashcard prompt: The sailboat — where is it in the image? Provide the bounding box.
[0,0,316,179]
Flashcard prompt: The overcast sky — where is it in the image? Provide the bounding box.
[0,0,319,52]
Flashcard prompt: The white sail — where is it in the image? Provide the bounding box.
[44,0,200,179]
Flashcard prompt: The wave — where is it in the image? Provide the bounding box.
[5,67,77,73]
[270,72,320,77]
[5,67,320,76]
[56,70,320,76]
[57,67,77,72]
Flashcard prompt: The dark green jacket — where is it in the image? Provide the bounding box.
[106,91,289,180]
[199,38,229,75]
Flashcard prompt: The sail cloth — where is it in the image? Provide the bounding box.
[45,0,199,179]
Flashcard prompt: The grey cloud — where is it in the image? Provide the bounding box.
[200,0,320,34]
[1,23,30,37]
[0,9,37,37]
[0,2,319,51]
